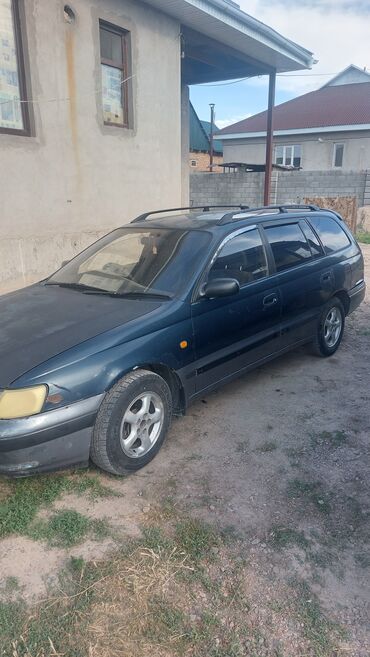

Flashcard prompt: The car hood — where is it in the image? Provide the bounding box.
[0,284,163,387]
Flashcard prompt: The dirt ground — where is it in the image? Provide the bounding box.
[0,245,369,656]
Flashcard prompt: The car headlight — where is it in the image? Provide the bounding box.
[0,385,48,420]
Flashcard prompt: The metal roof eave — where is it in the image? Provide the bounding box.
[217,124,370,140]
[144,0,314,72]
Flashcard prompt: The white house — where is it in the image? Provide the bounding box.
[218,65,370,173]
[0,0,313,292]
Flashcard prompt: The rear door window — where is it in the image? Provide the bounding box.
[264,223,312,272]
[301,220,323,258]
[308,215,351,254]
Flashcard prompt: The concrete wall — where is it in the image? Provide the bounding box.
[1,0,183,292]
[223,131,370,172]
[190,170,367,209]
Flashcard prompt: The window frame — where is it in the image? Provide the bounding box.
[99,20,131,129]
[261,221,315,274]
[0,0,30,136]
[333,143,344,168]
[193,225,270,302]
[274,144,302,168]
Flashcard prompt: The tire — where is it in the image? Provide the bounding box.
[311,296,345,357]
[90,369,172,475]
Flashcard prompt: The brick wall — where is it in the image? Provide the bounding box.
[189,152,223,173]
[190,170,368,208]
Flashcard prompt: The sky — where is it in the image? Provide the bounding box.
[189,0,370,129]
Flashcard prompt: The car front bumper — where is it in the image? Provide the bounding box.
[0,394,104,476]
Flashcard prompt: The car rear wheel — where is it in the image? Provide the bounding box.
[90,369,172,475]
[311,297,345,357]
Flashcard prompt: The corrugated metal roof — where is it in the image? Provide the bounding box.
[143,0,314,73]
[217,82,370,136]
[200,120,223,153]
[189,104,223,154]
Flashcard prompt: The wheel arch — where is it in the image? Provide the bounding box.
[139,363,186,415]
[105,362,187,416]
[333,290,350,315]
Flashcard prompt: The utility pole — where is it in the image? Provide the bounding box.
[264,71,276,205]
[209,103,215,173]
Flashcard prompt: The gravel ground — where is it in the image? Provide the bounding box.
[0,244,369,656]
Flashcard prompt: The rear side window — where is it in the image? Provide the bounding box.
[301,221,323,258]
[264,223,312,272]
[309,216,351,254]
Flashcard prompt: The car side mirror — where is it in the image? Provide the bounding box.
[203,278,240,299]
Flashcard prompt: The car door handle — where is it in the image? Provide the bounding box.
[263,294,278,307]
[321,272,332,283]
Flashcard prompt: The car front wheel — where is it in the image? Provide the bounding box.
[90,369,172,475]
[311,296,345,357]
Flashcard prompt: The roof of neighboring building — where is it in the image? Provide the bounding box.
[200,120,223,154]
[321,64,370,88]
[217,80,370,138]
[189,103,223,154]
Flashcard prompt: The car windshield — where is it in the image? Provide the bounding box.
[46,227,211,297]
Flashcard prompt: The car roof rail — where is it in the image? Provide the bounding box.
[217,203,324,225]
[130,204,249,223]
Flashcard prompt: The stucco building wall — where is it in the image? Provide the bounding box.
[1,0,184,292]
[222,131,370,172]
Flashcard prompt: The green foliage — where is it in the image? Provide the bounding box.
[356,231,370,244]
[0,472,115,539]
[175,518,219,560]
[287,479,331,514]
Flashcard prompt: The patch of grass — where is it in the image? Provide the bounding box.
[0,472,115,539]
[236,440,249,454]
[256,440,278,453]
[0,503,348,657]
[71,471,119,499]
[3,576,20,593]
[142,525,173,551]
[175,518,219,560]
[269,525,310,551]
[292,579,346,656]
[355,551,370,569]
[356,231,370,244]
[310,430,348,448]
[144,596,186,641]
[29,510,111,548]
[287,479,331,514]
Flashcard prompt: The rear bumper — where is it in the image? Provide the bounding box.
[0,394,103,476]
[348,280,366,315]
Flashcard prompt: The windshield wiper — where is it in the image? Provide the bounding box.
[45,282,109,294]
[108,292,171,300]
[45,283,171,300]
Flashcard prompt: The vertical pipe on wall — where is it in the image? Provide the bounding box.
[209,103,215,172]
[264,70,276,206]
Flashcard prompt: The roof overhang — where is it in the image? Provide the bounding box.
[144,0,314,81]
[218,124,370,140]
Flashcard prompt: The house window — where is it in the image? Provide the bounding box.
[0,0,29,135]
[333,143,344,168]
[100,21,131,127]
[191,159,197,167]
[275,145,301,168]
